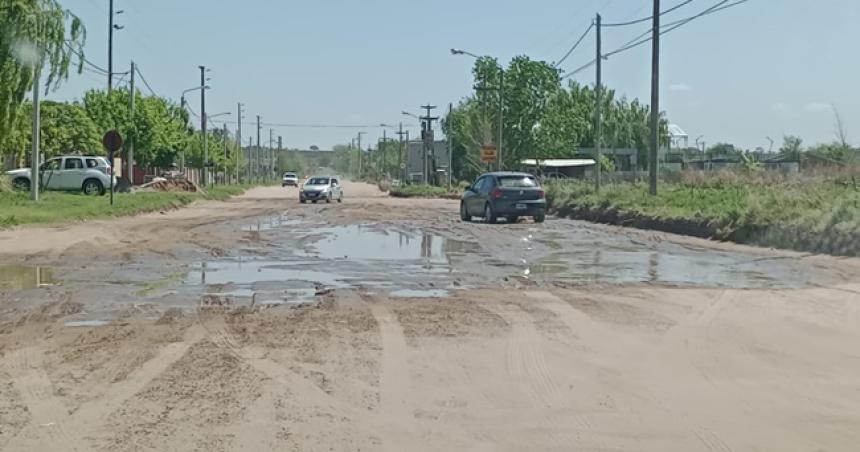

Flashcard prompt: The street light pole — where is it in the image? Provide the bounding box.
[451,48,504,170]
[108,0,114,92]
[199,66,208,186]
[30,63,40,201]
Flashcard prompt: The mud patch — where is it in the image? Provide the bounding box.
[0,372,30,445]
[101,340,264,451]
[392,296,510,343]
[0,265,56,290]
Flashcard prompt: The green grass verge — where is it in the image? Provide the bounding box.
[389,184,459,199]
[0,184,255,228]
[545,174,860,254]
[547,179,860,234]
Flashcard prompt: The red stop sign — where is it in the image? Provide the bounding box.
[102,130,123,153]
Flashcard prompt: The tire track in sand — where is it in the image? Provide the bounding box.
[484,300,582,450]
[3,346,82,452]
[364,293,415,452]
[2,324,206,451]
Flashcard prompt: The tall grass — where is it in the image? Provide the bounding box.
[546,169,860,235]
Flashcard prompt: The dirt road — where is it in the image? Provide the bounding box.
[1,183,859,451]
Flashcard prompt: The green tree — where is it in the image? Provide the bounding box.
[446,62,665,180]
[83,88,189,168]
[779,135,803,162]
[0,0,86,141]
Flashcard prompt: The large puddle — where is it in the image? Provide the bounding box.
[524,231,830,289]
[0,265,56,290]
[182,225,474,301]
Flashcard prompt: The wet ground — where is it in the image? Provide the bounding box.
[1,184,858,452]
[0,209,839,325]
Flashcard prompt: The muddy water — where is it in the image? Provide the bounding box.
[0,265,55,290]
[180,223,476,302]
[521,228,831,289]
[181,216,834,301]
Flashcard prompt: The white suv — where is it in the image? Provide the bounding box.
[6,156,116,196]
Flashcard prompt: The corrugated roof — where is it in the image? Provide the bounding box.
[520,159,596,167]
[668,123,687,137]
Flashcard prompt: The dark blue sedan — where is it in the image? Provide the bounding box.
[460,172,547,224]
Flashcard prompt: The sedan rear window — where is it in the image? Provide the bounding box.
[498,176,538,188]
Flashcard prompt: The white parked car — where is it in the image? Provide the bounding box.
[282,172,299,187]
[5,156,116,196]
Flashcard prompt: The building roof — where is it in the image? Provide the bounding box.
[520,159,596,168]
[668,123,687,137]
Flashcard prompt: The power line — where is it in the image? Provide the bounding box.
[553,22,595,68]
[225,121,420,129]
[603,0,696,27]
[65,42,109,75]
[561,0,746,79]
[134,66,159,97]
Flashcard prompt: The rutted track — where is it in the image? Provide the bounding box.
[0,183,859,451]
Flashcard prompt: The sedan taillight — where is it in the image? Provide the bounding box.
[537,190,545,199]
[491,188,503,199]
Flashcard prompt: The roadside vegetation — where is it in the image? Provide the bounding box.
[388,184,459,199]
[0,184,250,228]
[546,169,860,256]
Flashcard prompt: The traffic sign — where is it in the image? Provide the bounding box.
[102,130,123,153]
[481,145,497,162]
[101,130,122,206]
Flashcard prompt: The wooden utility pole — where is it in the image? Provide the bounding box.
[595,13,602,192]
[649,0,660,195]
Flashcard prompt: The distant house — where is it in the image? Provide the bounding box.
[668,124,689,149]
[520,159,596,179]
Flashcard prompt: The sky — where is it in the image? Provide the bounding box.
[51,0,859,152]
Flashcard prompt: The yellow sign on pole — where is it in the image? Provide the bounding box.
[481,146,497,162]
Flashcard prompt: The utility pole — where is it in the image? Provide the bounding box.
[649,0,660,195]
[248,136,253,181]
[447,103,453,191]
[108,0,114,92]
[405,130,410,182]
[128,60,135,183]
[236,103,244,183]
[595,13,602,192]
[277,135,283,174]
[396,123,407,183]
[357,132,365,179]
[497,68,504,171]
[30,64,41,201]
[222,123,228,184]
[256,115,262,183]
[420,104,439,185]
[199,66,208,186]
[381,129,387,180]
[269,128,274,180]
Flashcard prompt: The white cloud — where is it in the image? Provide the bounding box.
[771,102,791,114]
[803,102,831,113]
[669,83,692,92]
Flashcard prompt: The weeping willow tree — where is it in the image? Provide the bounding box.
[0,0,85,145]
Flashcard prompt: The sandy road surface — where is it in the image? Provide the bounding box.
[1,183,859,451]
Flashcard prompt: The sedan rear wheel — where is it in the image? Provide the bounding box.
[460,202,471,222]
[484,203,496,224]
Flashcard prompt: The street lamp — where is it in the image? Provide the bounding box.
[451,48,504,170]
[207,112,232,186]
[180,85,210,111]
